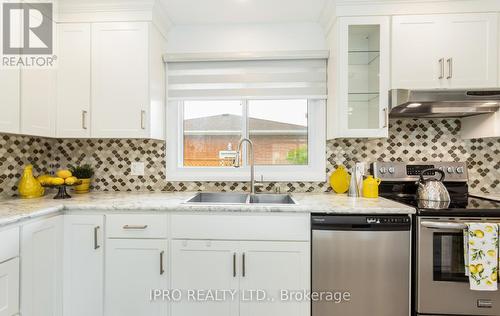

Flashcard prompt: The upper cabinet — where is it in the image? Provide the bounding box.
[392,13,499,89]
[21,68,57,137]
[0,68,20,134]
[55,22,167,139]
[328,16,390,139]
[56,23,91,138]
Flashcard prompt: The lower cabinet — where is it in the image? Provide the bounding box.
[105,239,168,316]
[21,216,63,316]
[63,215,104,316]
[171,239,310,316]
[170,240,240,316]
[0,257,20,316]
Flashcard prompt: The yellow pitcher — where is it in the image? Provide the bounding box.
[362,175,381,198]
[18,165,44,199]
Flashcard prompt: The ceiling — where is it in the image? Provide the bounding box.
[161,0,331,25]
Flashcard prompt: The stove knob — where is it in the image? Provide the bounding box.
[456,167,465,174]
[388,167,395,174]
[447,166,454,174]
[379,167,387,174]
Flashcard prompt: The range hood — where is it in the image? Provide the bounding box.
[389,89,500,118]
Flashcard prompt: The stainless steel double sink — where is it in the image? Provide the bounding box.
[185,192,297,205]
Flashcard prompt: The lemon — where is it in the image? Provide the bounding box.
[488,250,496,257]
[486,226,495,233]
[474,230,485,238]
[56,169,72,179]
[487,280,493,285]
[469,264,477,274]
[476,264,484,273]
[51,177,65,185]
[65,176,77,185]
[491,273,498,282]
[36,174,51,185]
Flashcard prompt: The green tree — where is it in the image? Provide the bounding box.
[286,146,308,165]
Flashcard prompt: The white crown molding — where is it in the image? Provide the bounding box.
[334,0,500,17]
[57,0,172,35]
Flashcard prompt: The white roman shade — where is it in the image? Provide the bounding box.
[166,58,327,100]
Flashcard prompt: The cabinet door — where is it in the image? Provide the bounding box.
[392,15,445,89]
[170,240,239,316]
[445,13,498,88]
[56,23,91,137]
[105,239,167,316]
[0,258,20,316]
[21,68,56,137]
[63,215,103,316]
[91,22,149,138]
[336,16,390,138]
[239,241,310,316]
[21,216,63,316]
[0,68,20,134]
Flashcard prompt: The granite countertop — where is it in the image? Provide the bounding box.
[0,191,416,227]
[471,193,500,202]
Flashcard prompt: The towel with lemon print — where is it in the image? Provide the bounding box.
[464,223,499,291]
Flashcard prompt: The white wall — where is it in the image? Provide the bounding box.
[166,22,327,53]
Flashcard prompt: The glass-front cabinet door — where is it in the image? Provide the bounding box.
[328,16,390,138]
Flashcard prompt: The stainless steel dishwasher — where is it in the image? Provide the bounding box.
[312,215,411,316]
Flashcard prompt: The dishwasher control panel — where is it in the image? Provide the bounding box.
[366,217,410,224]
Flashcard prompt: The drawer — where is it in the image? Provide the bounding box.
[171,213,310,241]
[0,226,19,262]
[106,214,167,239]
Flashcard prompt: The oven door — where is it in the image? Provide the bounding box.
[418,217,500,315]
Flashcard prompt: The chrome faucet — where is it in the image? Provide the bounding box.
[234,137,262,194]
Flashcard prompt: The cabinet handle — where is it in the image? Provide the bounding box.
[242,253,246,277]
[122,224,148,230]
[82,110,88,130]
[447,58,453,79]
[233,252,236,277]
[94,226,100,250]
[141,110,146,130]
[383,108,388,128]
[438,58,445,79]
[160,250,165,275]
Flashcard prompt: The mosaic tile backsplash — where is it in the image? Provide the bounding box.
[0,119,498,199]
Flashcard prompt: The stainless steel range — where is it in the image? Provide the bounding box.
[373,161,500,316]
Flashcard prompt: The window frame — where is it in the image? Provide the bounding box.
[166,99,326,182]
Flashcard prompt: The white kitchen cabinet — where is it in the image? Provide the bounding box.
[170,240,239,316]
[105,239,168,316]
[63,215,104,316]
[0,68,20,134]
[328,16,390,139]
[21,216,63,316]
[170,238,310,316]
[56,23,91,138]
[20,69,57,137]
[0,258,20,316]
[91,22,166,139]
[392,13,498,89]
[239,241,310,316]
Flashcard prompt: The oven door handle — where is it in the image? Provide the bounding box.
[420,221,467,230]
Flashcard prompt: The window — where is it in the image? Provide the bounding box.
[167,99,326,182]
[165,55,327,181]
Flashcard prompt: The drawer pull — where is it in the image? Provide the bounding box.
[123,225,148,230]
[242,252,246,277]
